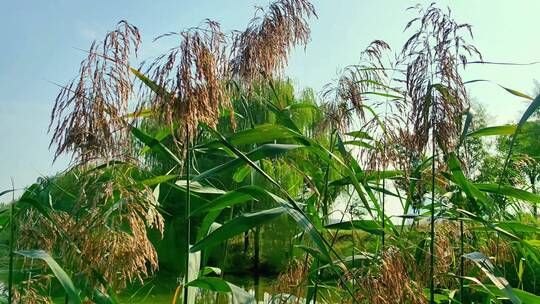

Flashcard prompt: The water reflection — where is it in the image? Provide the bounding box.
[0,273,330,303]
[126,274,317,304]
[196,289,305,304]
[191,275,333,304]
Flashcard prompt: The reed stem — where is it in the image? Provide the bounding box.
[429,89,436,304]
[183,131,191,304]
[8,179,15,304]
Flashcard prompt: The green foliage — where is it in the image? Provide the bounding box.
[15,250,83,304]
[5,2,540,303]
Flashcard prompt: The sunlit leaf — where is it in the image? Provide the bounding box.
[15,250,82,304]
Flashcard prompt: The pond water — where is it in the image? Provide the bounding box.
[115,273,281,304]
[0,271,308,304]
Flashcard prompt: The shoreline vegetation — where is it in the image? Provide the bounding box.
[2,0,540,303]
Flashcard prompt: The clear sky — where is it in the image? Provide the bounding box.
[1,0,539,195]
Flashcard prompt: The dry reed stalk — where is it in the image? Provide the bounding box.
[12,274,53,304]
[480,235,514,267]
[273,257,312,302]
[417,221,472,288]
[357,247,427,304]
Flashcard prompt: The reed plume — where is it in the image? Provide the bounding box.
[142,20,230,140]
[49,21,140,163]
[322,40,393,133]
[230,0,316,84]
[357,247,427,304]
[400,4,481,156]
[17,165,164,290]
[140,0,316,144]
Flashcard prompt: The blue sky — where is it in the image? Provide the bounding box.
[1,0,539,194]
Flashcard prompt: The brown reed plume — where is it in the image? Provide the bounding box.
[400,4,481,156]
[322,4,482,175]
[138,0,316,145]
[50,0,317,159]
[230,0,316,84]
[12,274,53,304]
[321,40,409,172]
[416,221,472,288]
[357,247,427,304]
[322,40,394,133]
[142,20,230,141]
[49,21,140,163]
[324,5,483,188]
[17,166,164,290]
[273,257,312,303]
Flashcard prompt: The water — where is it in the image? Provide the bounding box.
[0,271,299,304]
[103,272,339,303]
[0,250,314,303]
[118,273,279,304]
